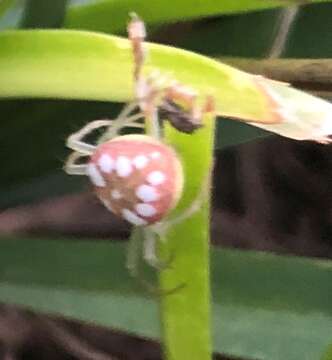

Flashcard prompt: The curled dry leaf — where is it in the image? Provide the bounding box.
[248,75,332,143]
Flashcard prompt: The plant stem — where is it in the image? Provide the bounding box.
[158,112,216,360]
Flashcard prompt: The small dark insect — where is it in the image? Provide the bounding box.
[158,100,203,134]
[128,13,213,135]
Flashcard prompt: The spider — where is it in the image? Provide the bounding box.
[64,15,212,282]
[64,104,206,271]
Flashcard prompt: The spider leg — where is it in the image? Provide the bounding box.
[98,103,145,143]
[126,226,185,296]
[155,174,211,234]
[67,103,145,153]
[126,123,145,129]
[126,227,142,278]
[66,119,113,154]
[64,151,88,175]
[166,191,205,228]
[142,228,174,270]
[146,106,163,140]
[128,13,161,131]
[128,12,146,82]
[143,228,186,295]
[126,228,166,294]
[128,14,177,140]
[112,99,140,123]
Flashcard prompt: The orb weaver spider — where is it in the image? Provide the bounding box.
[64,14,213,282]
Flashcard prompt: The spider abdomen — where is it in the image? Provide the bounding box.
[87,134,184,226]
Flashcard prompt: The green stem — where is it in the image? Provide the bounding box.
[158,113,215,360]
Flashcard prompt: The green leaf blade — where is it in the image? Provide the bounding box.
[156,114,215,360]
[0,30,133,101]
[1,29,331,143]
[0,237,331,360]
[0,29,267,121]
[20,0,68,29]
[64,0,330,34]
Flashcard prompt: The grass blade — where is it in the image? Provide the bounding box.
[0,237,330,360]
[1,29,331,142]
[154,113,215,359]
[64,0,329,34]
[20,0,68,28]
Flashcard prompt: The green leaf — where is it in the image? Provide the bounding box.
[20,0,68,28]
[1,29,332,143]
[64,0,330,34]
[174,7,283,58]
[216,118,270,148]
[0,0,15,17]
[154,112,215,359]
[0,0,23,30]
[168,3,332,60]
[284,2,332,58]
[321,343,332,360]
[0,99,118,192]
[0,29,272,121]
[0,237,330,360]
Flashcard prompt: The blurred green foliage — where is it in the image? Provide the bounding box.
[0,238,330,360]
[0,1,331,359]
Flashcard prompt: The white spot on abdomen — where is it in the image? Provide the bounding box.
[98,154,114,173]
[147,171,165,185]
[122,208,147,226]
[87,163,106,187]
[150,151,161,159]
[136,184,159,202]
[136,203,157,217]
[100,198,114,212]
[111,189,122,199]
[133,155,149,169]
[116,156,132,177]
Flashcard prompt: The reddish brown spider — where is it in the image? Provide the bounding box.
[64,15,210,273]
